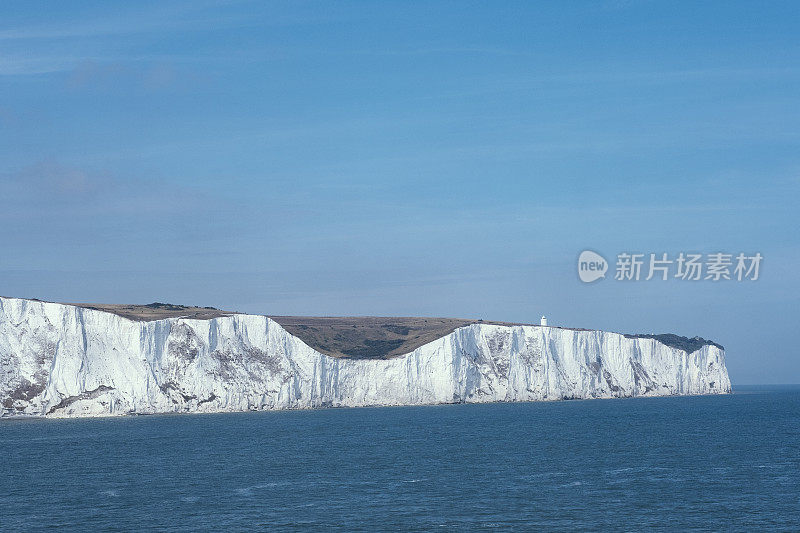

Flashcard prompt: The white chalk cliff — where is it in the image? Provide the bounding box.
[0,297,731,418]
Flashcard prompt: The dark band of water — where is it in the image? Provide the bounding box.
[2,386,799,531]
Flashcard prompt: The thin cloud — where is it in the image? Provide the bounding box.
[0,160,193,216]
[0,1,339,42]
[0,1,246,41]
[0,56,83,76]
[0,161,112,209]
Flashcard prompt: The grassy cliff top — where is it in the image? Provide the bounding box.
[68,302,233,321]
[5,298,719,359]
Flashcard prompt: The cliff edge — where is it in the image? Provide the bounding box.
[0,297,731,418]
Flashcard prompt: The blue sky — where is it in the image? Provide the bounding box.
[1,1,798,384]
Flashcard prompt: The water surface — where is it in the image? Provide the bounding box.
[2,387,799,531]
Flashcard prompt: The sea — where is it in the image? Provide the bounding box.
[1,386,798,531]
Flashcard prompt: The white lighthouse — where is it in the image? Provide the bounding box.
[540,315,547,326]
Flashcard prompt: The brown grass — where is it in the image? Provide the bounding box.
[269,316,478,359]
[68,302,233,321]
[11,298,713,358]
[65,302,540,358]
[60,301,597,359]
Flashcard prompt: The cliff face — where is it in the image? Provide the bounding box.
[0,297,731,418]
